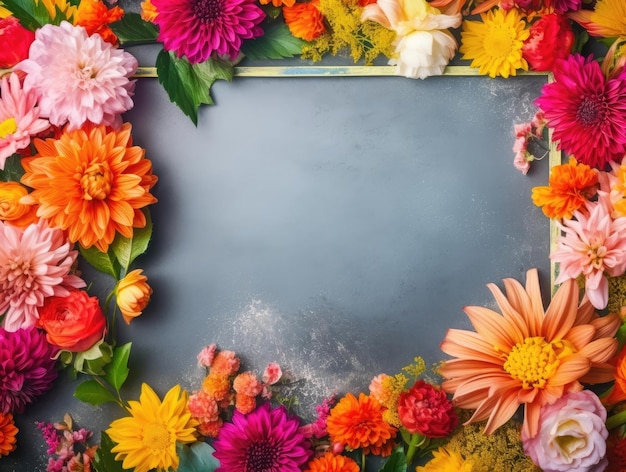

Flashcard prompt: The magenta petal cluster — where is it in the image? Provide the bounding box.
[152,0,265,64]
[16,21,137,130]
[213,402,312,471]
[0,73,50,169]
[535,53,626,170]
[0,326,58,414]
[0,220,86,331]
[522,391,608,472]
[551,192,626,309]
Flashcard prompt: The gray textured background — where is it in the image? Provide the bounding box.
[4,4,553,470]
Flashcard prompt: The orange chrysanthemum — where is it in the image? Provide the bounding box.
[259,0,296,8]
[0,412,18,456]
[326,392,396,456]
[304,452,360,472]
[20,123,157,252]
[440,268,620,439]
[73,0,124,45]
[531,157,598,219]
[283,0,326,42]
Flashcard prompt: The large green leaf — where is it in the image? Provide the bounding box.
[156,50,234,126]
[2,0,61,30]
[177,442,220,472]
[0,153,25,182]
[94,432,126,472]
[379,446,408,472]
[74,380,118,406]
[110,12,159,45]
[111,210,153,271]
[104,342,131,394]
[241,22,304,60]
[79,245,121,279]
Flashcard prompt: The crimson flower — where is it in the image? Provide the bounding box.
[397,380,457,438]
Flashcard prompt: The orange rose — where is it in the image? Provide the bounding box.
[0,181,38,228]
[116,269,152,324]
[37,290,106,352]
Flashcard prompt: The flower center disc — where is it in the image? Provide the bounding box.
[246,440,279,471]
[142,422,171,451]
[0,117,17,139]
[483,25,514,58]
[80,163,112,200]
[192,0,222,23]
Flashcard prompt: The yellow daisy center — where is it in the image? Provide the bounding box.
[142,422,171,452]
[80,162,112,200]
[483,25,515,59]
[0,118,17,139]
[503,336,575,389]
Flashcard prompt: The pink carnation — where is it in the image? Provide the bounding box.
[197,343,217,368]
[233,371,263,397]
[262,362,282,385]
[17,21,137,130]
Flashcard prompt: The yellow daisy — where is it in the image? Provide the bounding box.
[570,0,626,38]
[417,447,473,472]
[106,384,198,472]
[460,8,529,78]
[35,0,77,20]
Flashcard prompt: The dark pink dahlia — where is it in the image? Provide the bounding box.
[535,54,626,170]
[213,402,312,471]
[551,0,581,14]
[0,327,58,414]
[152,0,265,64]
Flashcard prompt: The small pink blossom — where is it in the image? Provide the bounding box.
[551,192,626,309]
[514,150,532,175]
[522,391,608,472]
[299,395,335,439]
[197,343,217,368]
[262,362,282,385]
[369,374,390,404]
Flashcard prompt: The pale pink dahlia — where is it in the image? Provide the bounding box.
[551,192,626,309]
[535,54,626,170]
[0,73,50,169]
[213,402,312,471]
[0,326,58,414]
[152,0,265,64]
[0,220,85,331]
[16,21,137,130]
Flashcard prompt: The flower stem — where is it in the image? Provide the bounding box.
[405,432,426,466]
[607,409,626,430]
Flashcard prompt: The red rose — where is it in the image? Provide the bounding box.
[397,380,457,438]
[522,14,574,72]
[37,290,106,352]
[0,17,35,68]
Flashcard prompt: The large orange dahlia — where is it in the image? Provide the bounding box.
[440,269,620,439]
[21,123,157,252]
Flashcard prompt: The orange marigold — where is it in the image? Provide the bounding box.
[235,393,257,414]
[211,350,241,376]
[283,0,326,42]
[0,412,18,456]
[20,123,158,252]
[73,0,124,45]
[202,372,232,402]
[198,418,223,438]
[326,392,397,456]
[304,452,360,472]
[531,157,598,219]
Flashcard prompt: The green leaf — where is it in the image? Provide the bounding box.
[94,431,126,472]
[79,245,121,279]
[156,50,234,126]
[241,22,304,60]
[1,0,60,30]
[74,380,118,406]
[111,210,153,271]
[110,12,159,45]
[0,153,25,182]
[177,442,220,472]
[104,343,131,394]
[379,446,408,472]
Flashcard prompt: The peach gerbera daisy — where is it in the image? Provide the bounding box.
[20,123,157,252]
[440,268,620,439]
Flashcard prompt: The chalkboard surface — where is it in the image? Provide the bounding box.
[3,55,553,469]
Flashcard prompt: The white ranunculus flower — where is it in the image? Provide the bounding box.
[361,0,461,79]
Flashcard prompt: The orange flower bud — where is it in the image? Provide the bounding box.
[0,181,38,228]
[116,269,152,324]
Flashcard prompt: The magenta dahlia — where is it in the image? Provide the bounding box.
[152,0,265,64]
[535,54,626,170]
[0,327,58,414]
[213,402,312,471]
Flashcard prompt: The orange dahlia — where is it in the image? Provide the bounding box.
[531,157,598,219]
[283,0,326,42]
[440,269,619,439]
[0,412,18,456]
[73,0,124,45]
[20,123,157,252]
[326,392,396,456]
[304,452,360,472]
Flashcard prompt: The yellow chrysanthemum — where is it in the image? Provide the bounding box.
[460,8,529,78]
[417,447,473,472]
[106,384,198,472]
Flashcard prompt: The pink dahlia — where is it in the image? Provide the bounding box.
[535,54,626,170]
[0,220,86,331]
[151,0,265,64]
[213,402,312,471]
[0,326,58,414]
[551,192,626,309]
[0,73,50,169]
[16,21,137,130]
